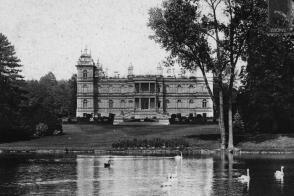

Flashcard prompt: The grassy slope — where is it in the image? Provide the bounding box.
[0,124,220,151]
[237,135,294,151]
[1,124,293,152]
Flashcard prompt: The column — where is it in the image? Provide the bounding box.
[139,98,141,110]
[149,83,150,92]
[148,98,150,110]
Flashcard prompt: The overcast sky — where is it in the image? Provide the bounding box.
[0,0,172,80]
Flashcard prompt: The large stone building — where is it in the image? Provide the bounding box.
[76,50,213,119]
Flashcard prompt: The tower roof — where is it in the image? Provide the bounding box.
[76,48,95,67]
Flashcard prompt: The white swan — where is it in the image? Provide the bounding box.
[238,169,250,183]
[174,152,182,160]
[275,166,284,179]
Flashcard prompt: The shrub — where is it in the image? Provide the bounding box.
[233,112,245,132]
[112,138,189,149]
[35,123,48,137]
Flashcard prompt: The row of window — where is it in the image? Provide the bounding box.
[81,84,205,91]
[95,84,197,88]
[82,99,208,108]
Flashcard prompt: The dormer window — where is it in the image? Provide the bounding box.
[83,70,87,79]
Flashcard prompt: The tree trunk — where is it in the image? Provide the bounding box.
[219,89,226,150]
[227,95,234,150]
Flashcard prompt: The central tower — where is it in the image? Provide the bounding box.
[76,49,96,117]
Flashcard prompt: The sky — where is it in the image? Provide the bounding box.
[0,0,172,80]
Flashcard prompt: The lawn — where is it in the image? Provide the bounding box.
[0,124,220,151]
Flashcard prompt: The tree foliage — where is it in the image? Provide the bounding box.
[239,33,294,132]
[24,72,77,132]
[148,0,268,149]
[0,33,29,139]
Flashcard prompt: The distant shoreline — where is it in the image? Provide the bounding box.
[1,148,294,156]
[1,124,294,156]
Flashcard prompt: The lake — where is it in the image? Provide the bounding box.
[0,153,294,196]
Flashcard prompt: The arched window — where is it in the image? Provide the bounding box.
[83,70,87,79]
[178,84,182,88]
[83,99,88,108]
[121,100,126,103]
[202,99,207,108]
[189,84,194,88]
[109,100,113,109]
[82,84,88,93]
[177,99,182,103]
[189,99,194,104]
[165,99,170,103]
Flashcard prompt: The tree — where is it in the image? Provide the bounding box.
[0,33,28,138]
[239,32,294,132]
[68,74,77,117]
[148,0,266,150]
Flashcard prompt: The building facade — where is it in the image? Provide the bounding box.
[76,50,214,119]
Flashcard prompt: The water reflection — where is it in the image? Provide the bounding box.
[1,154,294,195]
[76,155,213,196]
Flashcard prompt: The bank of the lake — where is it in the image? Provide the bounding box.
[0,124,294,155]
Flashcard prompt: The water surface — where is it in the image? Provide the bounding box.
[0,154,294,195]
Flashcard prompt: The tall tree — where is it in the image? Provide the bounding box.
[148,0,266,149]
[0,33,25,134]
[239,32,294,132]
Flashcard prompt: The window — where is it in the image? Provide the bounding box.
[97,99,101,103]
[178,84,182,88]
[83,70,87,79]
[177,100,182,103]
[83,99,88,108]
[165,99,170,103]
[121,100,126,103]
[82,84,88,93]
[189,99,194,103]
[109,100,113,108]
[135,83,140,93]
[128,100,133,103]
[189,84,194,88]
[202,99,207,108]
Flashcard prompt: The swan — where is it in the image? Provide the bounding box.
[275,166,284,179]
[174,152,182,160]
[104,160,111,168]
[238,169,250,183]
